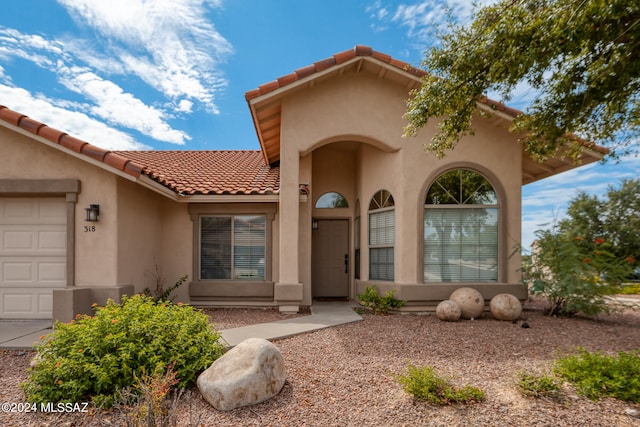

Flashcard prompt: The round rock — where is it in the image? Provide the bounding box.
[436,300,461,322]
[490,293,522,321]
[449,287,485,319]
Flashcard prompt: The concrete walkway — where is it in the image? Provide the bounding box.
[0,301,362,350]
[0,320,52,350]
[219,301,362,347]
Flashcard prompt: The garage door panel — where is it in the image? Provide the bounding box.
[38,261,66,282]
[2,257,65,285]
[38,230,66,251]
[1,198,66,319]
[0,198,66,223]
[3,261,33,281]
[2,230,34,251]
[1,226,66,255]
[1,289,53,319]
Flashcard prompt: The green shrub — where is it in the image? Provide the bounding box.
[515,371,561,399]
[357,286,405,315]
[395,365,486,405]
[619,284,640,295]
[526,231,631,316]
[554,347,640,402]
[21,294,224,407]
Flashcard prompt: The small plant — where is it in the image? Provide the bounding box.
[144,264,188,302]
[22,294,224,407]
[395,365,486,405]
[515,371,561,399]
[554,347,640,402]
[115,363,202,427]
[357,286,405,314]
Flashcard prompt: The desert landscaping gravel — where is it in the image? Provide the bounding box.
[2,298,640,426]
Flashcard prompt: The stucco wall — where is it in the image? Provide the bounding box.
[280,67,524,303]
[0,126,120,287]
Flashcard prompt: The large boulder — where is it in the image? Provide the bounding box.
[490,293,522,321]
[449,287,485,319]
[197,338,286,411]
[436,300,461,322]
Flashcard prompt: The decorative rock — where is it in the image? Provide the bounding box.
[449,287,485,319]
[436,300,461,322]
[197,338,286,411]
[490,293,523,321]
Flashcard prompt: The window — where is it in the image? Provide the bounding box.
[424,169,498,282]
[200,215,266,280]
[315,192,349,208]
[369,190,395,281]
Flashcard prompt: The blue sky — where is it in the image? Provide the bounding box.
[0,0,637,251]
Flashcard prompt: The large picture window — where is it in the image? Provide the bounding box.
[369,190,395,281]
[200,215,266,280]
[424,170,498,282]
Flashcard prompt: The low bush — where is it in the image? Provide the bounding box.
[618,284,640,295]
[357,286,405,315]
[21,294,224,407]
[515,371,561,399]
[395,365,486,405]
[554,347,640,402]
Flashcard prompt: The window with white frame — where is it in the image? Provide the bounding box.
[200,215,266,280]
[369,190,395,281]
[424,169,498,282]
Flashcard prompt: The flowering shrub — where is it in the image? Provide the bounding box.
[527,230,632,316]
[21,294,224,407]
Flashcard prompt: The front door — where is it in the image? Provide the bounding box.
[312,219,349,298]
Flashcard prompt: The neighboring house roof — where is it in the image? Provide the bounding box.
[245,45,606,184]
[0,105,279,196]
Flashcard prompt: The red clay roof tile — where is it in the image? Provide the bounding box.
[0,106,25,126]
[59,135,88,153]
[37,126,66,143]
[114,150,279,195]
[18,117,45,134]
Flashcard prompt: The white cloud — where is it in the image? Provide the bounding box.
[0,84,149,150]
[0,24,198,145]
[58,66,189,144]
[58,0,232,113]
[367,0,498,45]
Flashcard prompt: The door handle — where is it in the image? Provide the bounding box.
[344,254,349,274]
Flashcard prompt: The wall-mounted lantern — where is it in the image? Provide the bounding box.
[85,204,100,222]
[312,217,319,230]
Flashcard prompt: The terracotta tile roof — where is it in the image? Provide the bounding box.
[244,44,521,117]
[0,104,278,196]
[245,45,425,101]
[115,150,279,195]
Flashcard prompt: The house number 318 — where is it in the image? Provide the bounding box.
[84,225,96,232]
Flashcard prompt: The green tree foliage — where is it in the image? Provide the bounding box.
[405,0,640,161]
[561,179,640,264]
[527,180,638,316]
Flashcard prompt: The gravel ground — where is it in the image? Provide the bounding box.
[2,298,640,426]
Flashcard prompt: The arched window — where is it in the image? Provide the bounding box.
[369,190,394,281]
[424,169,498,282]
[315,192,349,208]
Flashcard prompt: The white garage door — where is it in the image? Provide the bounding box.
[0,198,66,319]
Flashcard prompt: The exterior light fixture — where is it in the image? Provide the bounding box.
[85,204,100,222]
[312,217,318,230]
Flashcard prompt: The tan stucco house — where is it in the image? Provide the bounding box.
[0,46,604,321]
